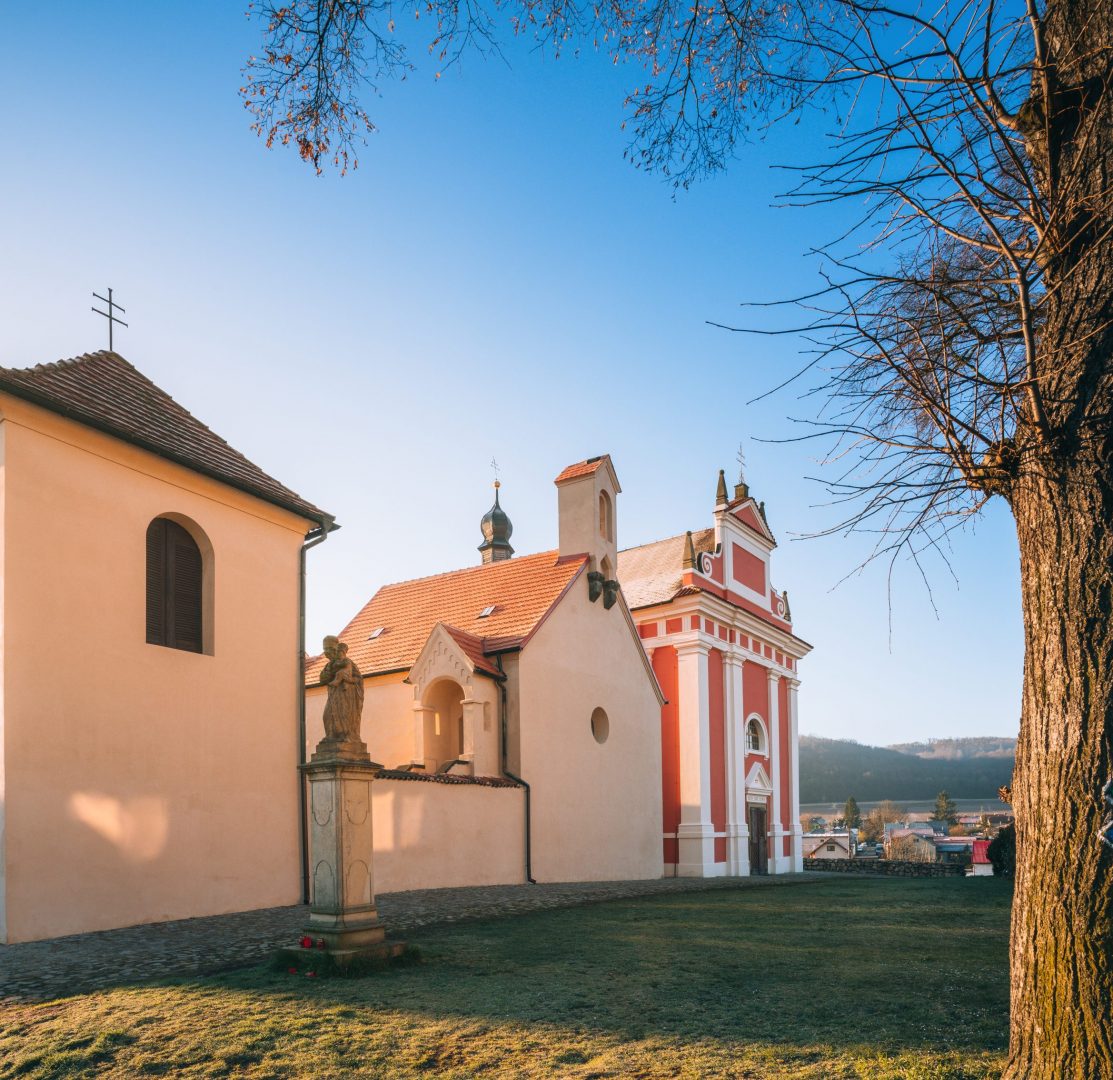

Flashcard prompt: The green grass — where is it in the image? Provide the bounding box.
[0,877,1011,1078]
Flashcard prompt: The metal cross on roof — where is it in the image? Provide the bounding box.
[736,443,748,484]
[490,457,501,488]
[92,287,128,351]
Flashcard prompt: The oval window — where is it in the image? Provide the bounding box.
[590,707,610,744]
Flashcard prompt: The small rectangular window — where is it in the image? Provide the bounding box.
[478,605,497,618]
[367,627,386,640]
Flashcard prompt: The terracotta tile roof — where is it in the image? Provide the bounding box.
[306,549,587,682]
[0,351,329,524]
[618,529,716,609]
[442,624,505,679]
[554,455,610,484]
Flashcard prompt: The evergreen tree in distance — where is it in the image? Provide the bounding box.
[843,796,862,830]
[934,790,958,826]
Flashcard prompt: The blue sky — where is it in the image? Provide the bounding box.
[0,3,1022,746]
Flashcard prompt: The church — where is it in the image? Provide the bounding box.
[304,456,667,892]
[620,470,812,877]
[0,350,809,943]
[308,458,811,891]
[0,352,333,943]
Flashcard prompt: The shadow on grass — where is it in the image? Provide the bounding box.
[1,878,1011,1079]
[211,877,1012,1053]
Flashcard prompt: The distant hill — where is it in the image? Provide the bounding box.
[799,735,1015,803]
[887,736,1016,760]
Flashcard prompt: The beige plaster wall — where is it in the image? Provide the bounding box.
[519,580,663,883]
[0,396,316,942]
[371,779,525,893]
[306,674,415,769]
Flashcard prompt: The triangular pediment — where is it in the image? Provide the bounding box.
[407,622,502,692]
[745,762,773,794]
[728,498,776,546]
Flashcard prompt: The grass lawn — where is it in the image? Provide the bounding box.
[0,877,1011,1079]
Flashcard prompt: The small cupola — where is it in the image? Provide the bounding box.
[478,481,514,564]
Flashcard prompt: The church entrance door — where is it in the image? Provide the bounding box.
[748,805,768,874]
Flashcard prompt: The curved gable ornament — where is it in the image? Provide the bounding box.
[408,625,474,697]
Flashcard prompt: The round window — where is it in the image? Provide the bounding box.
[590,707,610,744]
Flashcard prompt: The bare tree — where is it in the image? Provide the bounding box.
[243,1,1112,1075]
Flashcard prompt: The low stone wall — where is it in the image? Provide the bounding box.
[802,857,966,877]
[373,778,527,892]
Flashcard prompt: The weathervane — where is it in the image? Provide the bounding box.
[92,288,128,351]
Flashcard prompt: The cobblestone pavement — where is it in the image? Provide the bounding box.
[1,873,835,1002]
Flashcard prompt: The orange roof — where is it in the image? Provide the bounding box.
[442,625,505,679]
[554,456,609,484]
[306,550,587,683]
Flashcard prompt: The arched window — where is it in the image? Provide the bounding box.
[146,517,203,653]
[746,716,768,755]
[598,490,613,542]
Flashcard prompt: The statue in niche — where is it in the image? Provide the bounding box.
[319,635,365,745]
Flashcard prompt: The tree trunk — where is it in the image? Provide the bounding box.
[1006,455,1113,1078]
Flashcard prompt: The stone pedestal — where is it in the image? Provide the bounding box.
[298,753,403,965]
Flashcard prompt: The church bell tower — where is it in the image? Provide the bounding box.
[478,481,514,564]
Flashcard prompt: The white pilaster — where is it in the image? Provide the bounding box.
[788,677,803,872]
[411,703,433,768]
[724,654,750,876]
[767,668,789,874]
[675,640,717,876]
[460,696,487,777]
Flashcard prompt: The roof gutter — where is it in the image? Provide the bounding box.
[298,514,338,903]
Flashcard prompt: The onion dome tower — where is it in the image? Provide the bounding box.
[478,480,514,564]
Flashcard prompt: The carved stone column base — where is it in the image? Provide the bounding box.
[287,756,404,969]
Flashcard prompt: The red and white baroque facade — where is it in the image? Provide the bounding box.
[619,471,812,877]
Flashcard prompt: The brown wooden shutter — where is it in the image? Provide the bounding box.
[168,523,203,653]
[146,517,204,653]
[146,518,167,645]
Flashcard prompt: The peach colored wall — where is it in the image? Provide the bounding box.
[371,779,525,892]
[519,580,662,883]
[0,396,315,943]
[306,674,415,769]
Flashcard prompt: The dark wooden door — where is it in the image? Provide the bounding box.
[748,805,768,874]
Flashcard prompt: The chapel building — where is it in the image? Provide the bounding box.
[620,470,811,877]
[0,352,332,943]
[305,456,665,892]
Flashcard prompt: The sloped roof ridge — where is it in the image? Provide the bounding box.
[376,548,568,592]
[0,351,328,523]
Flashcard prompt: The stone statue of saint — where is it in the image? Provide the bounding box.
[319,635,365,746]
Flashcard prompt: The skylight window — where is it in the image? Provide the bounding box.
[478,605,497,618]
[367,627,386,640]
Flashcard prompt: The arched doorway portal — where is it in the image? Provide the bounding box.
[422,678,465,771]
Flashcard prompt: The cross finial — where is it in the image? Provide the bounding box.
[92,288,128,351]
[736,443,747,484]
[490,457,501,490]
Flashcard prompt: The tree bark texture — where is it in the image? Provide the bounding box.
[1008,464,1113,1078]
[1006,6,1113,1071]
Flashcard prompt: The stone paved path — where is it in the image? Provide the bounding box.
[0,874,834,1002]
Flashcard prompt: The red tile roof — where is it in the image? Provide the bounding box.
[442,625,505,679]
[618,529,716,608]
[306,549,588,682]
[554,456,609,484]
[0,351,329,524]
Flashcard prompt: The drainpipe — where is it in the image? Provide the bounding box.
[495,653,535,884]
[298,514,336,903]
